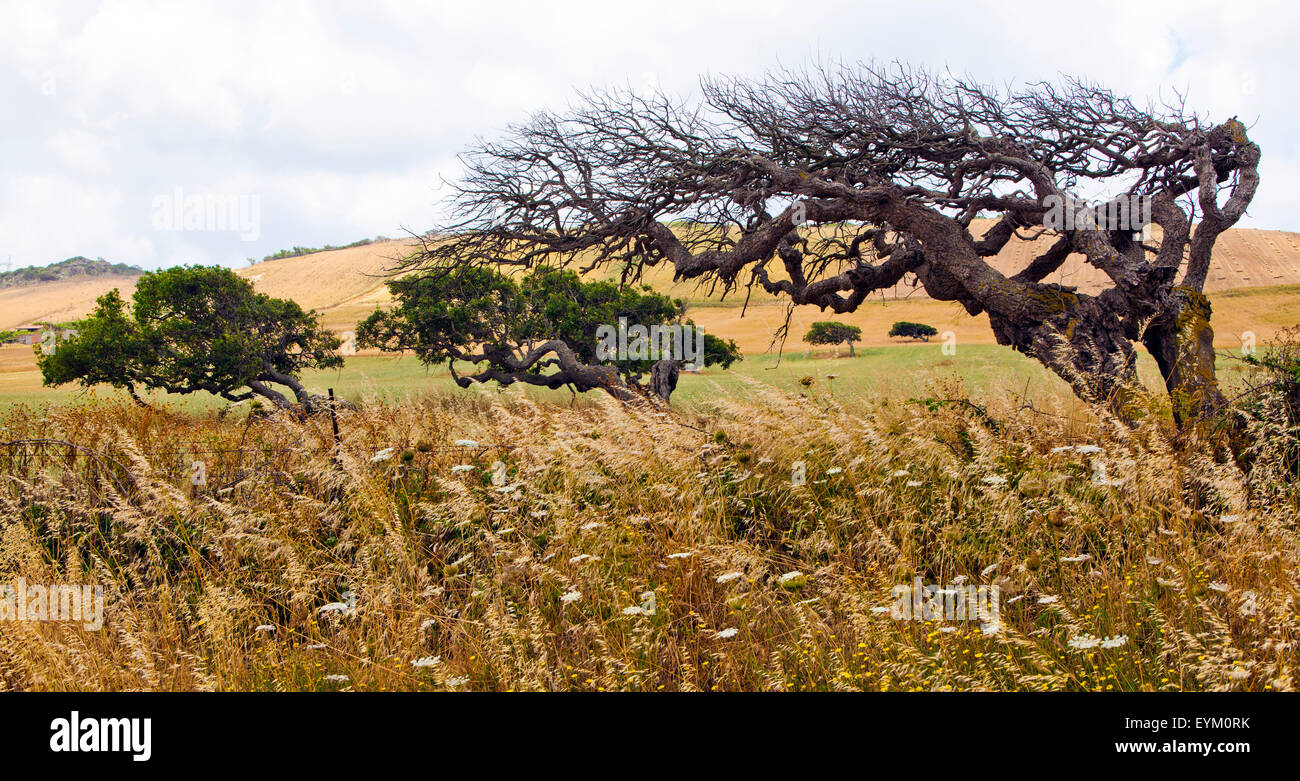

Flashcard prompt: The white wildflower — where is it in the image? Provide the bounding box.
[324,674,350,683]
[560,590,581,604]
[982,475,1008,485]
[891,469,910,477]
[318,591,357,618]
[1050,445,1074,454]
[1146,557,1163,565]
[1208,581,1230,593]
[715,572,744,583]
[1100,635,1128,649]
[1068,634,1102,650]
[826,467,843,475]
[1220,514,1242,524]
[1060,554,1092,563]
[370,447,395,462]
[254,624,276,633]
[450,464,475,473]
[453,439,478,447]
[778,571,807,588]
[667,552,693,559]
[410,656,441,668]
[1037,595,1059,604]
[905,480,923,487]
[445,676,470,687]
[715,627,738,639]
[1075,444,1103,454]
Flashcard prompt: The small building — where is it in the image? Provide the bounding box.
[10,325,43,346]
[7,325,76,347]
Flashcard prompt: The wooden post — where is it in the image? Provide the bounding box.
[328,388,342,461]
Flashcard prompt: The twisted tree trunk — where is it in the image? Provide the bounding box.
[405,65,1262,443]
[649,358,680,402]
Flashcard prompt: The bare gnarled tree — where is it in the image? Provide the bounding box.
[404,62,1259,429]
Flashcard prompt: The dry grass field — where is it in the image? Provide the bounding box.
[1,374,1296,691]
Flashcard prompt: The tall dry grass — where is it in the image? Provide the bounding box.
[0,375,1297,691]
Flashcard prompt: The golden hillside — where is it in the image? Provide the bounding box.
[3,223,1299,354]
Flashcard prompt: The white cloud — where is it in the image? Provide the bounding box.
[0,0,1295,270]
[45,129,117,177]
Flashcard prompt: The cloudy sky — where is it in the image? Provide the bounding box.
[1,0,1294,271]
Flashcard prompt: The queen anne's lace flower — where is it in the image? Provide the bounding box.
[1069,634,1101,650]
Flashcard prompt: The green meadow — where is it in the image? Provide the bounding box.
[0,342,1255,416]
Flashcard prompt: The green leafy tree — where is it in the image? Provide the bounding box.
[804,321,863,356]
[888,321,939,342]
[357,267,739,403]
[38,266,342,411]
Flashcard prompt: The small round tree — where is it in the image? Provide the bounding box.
[888,321,940,342]
[804,321,863,356]
[357,266,739,403]
[38,266,342,411]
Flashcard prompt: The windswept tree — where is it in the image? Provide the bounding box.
[888,321,939,342]
[804,321,862,355]
[38,266,342,411]
[400,62,1259,431]
[357,267,739,403]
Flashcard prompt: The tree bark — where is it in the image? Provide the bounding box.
[1141,288,1229,429]
[649,359,680,402]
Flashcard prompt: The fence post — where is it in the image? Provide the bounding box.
[328,388,343,465]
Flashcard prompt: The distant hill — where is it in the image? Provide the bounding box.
[3,224,1300,343]
[255,237,387,264]
[0,256,145,289]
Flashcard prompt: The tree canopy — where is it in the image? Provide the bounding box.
[398,62,1259,429]
[888,321,939,341]
[38,265,341,411]
[357,266,739,402]
[804,321,863,354]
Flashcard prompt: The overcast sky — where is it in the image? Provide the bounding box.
[1,0,1294,271]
